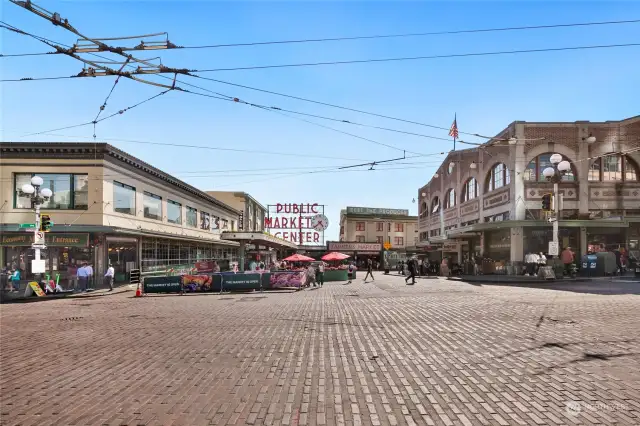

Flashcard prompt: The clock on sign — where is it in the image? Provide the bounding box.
[310,214,329,232]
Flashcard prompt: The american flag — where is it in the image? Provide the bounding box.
[449,115,459,139]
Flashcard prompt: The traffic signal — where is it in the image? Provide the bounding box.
[40,214,52,232]
[541,194,552,211]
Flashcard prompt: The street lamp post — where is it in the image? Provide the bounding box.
[542,154,572,256]
[18,176,53,275]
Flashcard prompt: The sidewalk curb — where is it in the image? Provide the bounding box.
[1,286,134,304]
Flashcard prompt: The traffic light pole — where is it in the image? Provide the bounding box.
[33,202,44,268]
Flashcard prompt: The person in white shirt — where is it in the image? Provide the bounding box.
[86,263,94,289]
[104,264,115,291]
[317,262,325,287]
[524,252,540,276]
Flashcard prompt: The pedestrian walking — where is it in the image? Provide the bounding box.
[104,263,115,291]
[347,263,356,284]
[363,259,374,282]
[86,263,94,289]
[77,262,88,292]
[317,262,325,287]
[306,264,317,287]
[405,258,417,285]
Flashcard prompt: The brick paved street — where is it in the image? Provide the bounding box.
[2,274,640,426]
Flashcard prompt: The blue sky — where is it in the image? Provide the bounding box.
[2,1,639,241]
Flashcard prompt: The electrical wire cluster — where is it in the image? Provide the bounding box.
[2,1,639,186]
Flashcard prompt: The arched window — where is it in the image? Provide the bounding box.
[420,201,428,217]
[461,177,478,202]
[444,189,456,209]
[486,163,511,192]
[524,153,576,182]
[588,154,639,182]
[431,197,440,214]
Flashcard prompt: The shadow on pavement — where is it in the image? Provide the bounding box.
[455,278,640,295]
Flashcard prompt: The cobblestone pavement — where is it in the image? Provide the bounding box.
[1,274,640,426]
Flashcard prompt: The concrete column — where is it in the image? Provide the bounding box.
[479,232,485,256]
[510,226,524,262]
[239,241,246,272]
[513,123,527,220]
[580,227,587,257]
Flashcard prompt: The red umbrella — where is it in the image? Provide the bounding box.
[283,254,315,262]
[321,252,350,261]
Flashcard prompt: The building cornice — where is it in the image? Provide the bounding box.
[0,142,240,216]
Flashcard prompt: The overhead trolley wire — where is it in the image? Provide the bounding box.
[3,18,639,57]
[194,43,640,72]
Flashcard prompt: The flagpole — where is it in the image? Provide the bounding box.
[453,113,457,151]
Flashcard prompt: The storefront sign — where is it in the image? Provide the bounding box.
[346,206,409,216]
[47,234,89,247]
[327,242,382,252]
[265,203,325,244]
[0,233,88,247]
[238,211,244,231]
[443,242,459,252]
[1,234,31,246]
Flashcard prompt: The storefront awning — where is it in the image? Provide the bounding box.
[221,232,298,249]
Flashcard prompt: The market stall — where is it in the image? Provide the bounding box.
[321,251,353,281]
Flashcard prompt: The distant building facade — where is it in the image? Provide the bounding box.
[206,191,266,233]
[416,115,640,265]
[338,206,418,266]
[0,142,241,287]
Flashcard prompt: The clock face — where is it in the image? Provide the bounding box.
[311,214,329,231]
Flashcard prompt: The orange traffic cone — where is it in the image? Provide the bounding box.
[135,283,142,297]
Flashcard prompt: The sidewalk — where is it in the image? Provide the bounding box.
[0,284,135,304]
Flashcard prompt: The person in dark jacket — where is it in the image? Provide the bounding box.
[405,258,417,285]
[363,259,374,282]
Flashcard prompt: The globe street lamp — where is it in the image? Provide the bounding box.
[18,175,54,275]
[543,154,572,256]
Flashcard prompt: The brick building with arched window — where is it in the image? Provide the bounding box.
[416,115,640,265]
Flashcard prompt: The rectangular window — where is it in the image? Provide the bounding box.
[113,181,136,215]
[15,173,89,210]
[74,175,89,210]
[356,235,365,242]
[394,237,404,246]
[143,191,162,220]
[376,222,384,231]
[588,159,601,181]
[603,156,622,181]
[356,222,365,231]
[200,211,210,230]
[231,220,235,231]
[167,199,182,224]
[186,206,197,227]
[376,236,383,243]
[394,223,404,232]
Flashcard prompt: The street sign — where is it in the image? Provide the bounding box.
[19,223,36,229]
[34,231,45,246]
[548,241,559,256]
[383,242,392,250]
